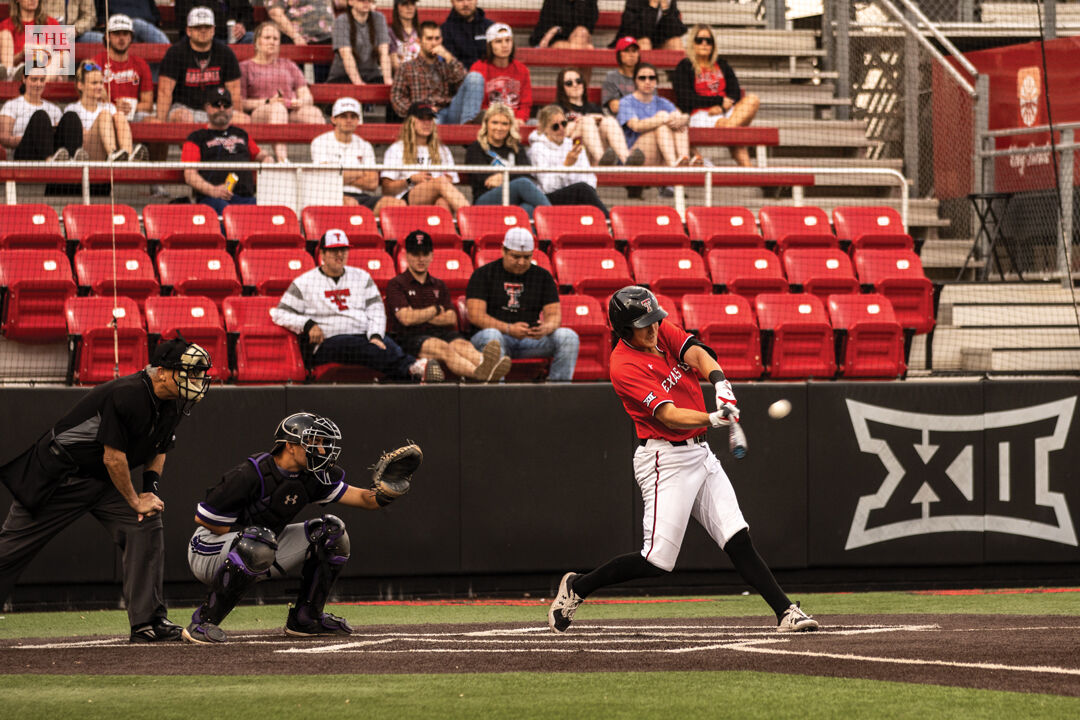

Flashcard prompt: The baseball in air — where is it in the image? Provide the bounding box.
[768,399,792,419]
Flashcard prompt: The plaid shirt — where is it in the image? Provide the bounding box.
[391,55,467,118]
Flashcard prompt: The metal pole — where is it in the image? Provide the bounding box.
[501,169,510,205]
[704,170,713,208]
[875,0,976,96]
[821,0,834,74]
[836,0,851,121]
[82,165,90,205]
[973,73,991,262]
[1060,128,1073,284]
[767,0,785,31]
[903,7,919,196]
[1046,0,1057,42]
[884,0,978,77]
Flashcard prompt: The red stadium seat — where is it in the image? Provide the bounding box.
[686,206,763,249]
[64,296,146,385]
[534,206,612,250]
[832,206,914,251]
[706,248,787,303]
[347,248,397,290]
[628,248,711,302]
[473,247,554,278]
[853,249,935,333]
[758,206,836,251]
[222,296,307,383]
[222,205,305,250]
[827,293,906,378]
[142,204,226,250]
[0,249,77,341]
[379,206,461,248]
[73,248,159,312]
[610,206,689,249]
[301,206,383,248]
[552,248,633,303]
[156,249,241,312]
[559,294,609,380]
[0,204,65,251]
[62,203,146,249]
[457,206,532,248]
[781,248,859,300]
[238,248,316,296]
[754,293,835,379]
[396,247,473,297]
[681,293,763,379]
[144,295,230,380]
[653,292,682,327]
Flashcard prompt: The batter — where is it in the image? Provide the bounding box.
[548,286,819,634]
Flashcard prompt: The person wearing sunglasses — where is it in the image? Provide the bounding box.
[65,61,146,162]
[555,67,639,168]
[672,23,760,167]
[616,61,692,176]
[531,0,597,52]
[528,104,608,215]
[611,0,687,52]
[464,103,550,219]
[0,68,83,161]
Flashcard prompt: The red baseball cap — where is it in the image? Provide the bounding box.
[614,36,639,60]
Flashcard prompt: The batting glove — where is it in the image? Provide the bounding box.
[715,379,737,410]
[709,403,740,427]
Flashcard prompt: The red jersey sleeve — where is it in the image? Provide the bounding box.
[659,320,695,362]
[180,142,202,162]
[247,138,261,159]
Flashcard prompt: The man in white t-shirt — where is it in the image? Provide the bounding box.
[310,97,406,216]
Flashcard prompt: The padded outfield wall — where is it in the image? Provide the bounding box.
[0,380,1078,599]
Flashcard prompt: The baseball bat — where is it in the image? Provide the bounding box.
[722,405,748,459]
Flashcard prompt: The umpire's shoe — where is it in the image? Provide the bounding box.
[777,602,819,633]
[130,617,184,643]
[285,608,354,637]
[548,572,583,633]
[182,620,227,645]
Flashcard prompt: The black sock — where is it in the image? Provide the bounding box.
[723,528,791,620]
[572,552,666,599]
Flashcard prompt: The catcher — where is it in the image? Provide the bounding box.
[181,412,420,644]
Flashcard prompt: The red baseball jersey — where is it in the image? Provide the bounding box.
[610,320,707,442]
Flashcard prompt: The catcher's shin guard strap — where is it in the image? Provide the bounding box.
[198,526,277,625]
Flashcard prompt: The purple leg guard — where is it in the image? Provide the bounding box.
[294,515,350,621]
[194,526,277,626]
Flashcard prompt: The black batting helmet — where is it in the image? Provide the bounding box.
[608,285,668,340]
[272,412,342,480]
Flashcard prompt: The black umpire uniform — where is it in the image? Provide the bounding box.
[0,338,211,642]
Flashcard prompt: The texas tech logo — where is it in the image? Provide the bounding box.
[845,397,1077,549]
[1017,66,1040,127]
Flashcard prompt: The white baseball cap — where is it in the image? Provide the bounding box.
[187,7,215,27]
[107,14,134,33]
[321,229,350,249]
[331,97,362,117]
[485,23,513,43]
[503,227,534,253]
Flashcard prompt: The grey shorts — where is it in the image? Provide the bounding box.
[187,523,311,585]
[169,104,209,124]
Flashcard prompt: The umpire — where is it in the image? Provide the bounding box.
[0,337,212,642]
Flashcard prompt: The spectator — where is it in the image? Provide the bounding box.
[66,60,146,161]
[617,61,694,169]
[270,229,445,383]
[158,8,249,124]
[388,0,420,75]
[0,0,58,75]
[267,0,338,45]
[181,86,273,214]
[381,102,470,212]
[466,227,579,382]
[556,67,638,167]
[440,0,492,70]
[613,0,686,51]
[175,0,255,44]
[528,104,608,215]
[91,0,170,44]
[386,229,512,383]
[464,103,550,218]
[327,0,393,85]
[672,23,760,168]
[311,97,406,214]
[601,36,638,117]
[531,0,597,51]
[241,21,324,162]
[42,0,97,43]
[93,15,154,122]
[391,20,484,125]
[0,70,85,161]
[471,23,531,124]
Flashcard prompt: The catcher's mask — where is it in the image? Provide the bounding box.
[151,336,212,407]
[273,412,342,480]
[608,285,668,341]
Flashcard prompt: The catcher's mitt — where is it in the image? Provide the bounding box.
[371,443,422,506]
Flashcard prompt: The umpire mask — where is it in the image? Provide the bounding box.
[151,337,212,410]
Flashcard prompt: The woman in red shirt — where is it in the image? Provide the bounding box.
[470,23,532,125]
[0,0,59,75]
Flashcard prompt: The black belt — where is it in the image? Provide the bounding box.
[639,435,707,447]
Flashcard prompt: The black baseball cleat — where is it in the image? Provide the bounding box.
[182,620,227,645]
[548,572,583,633]
[130,617,184,643]
[284,608,354,637]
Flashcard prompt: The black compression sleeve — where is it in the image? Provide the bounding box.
[723,528,790,619]
[572,552,666,599]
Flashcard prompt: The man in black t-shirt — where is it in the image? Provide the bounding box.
[465,227,580,381]
[0,339,211,643]
[157,7,249,124]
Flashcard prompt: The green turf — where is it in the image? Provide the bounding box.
[1,589,1077,639]
[0,673,1075,720]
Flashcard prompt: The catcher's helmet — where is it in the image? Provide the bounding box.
[151,336,211,404]
[608,285,668,340]
[273,412,342,480]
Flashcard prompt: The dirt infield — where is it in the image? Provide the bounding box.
[4,614,1079,697]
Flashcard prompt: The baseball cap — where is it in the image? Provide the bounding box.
[106,14,134,33]
[407,102,437,119]
[187,6,215,27]
[321,229,350,249]
[614,36,639,60]
[485,22,513,43]
[503,227,534,253]
[203,85,232,107]
[404,229,434,255]
[332,97,362,117]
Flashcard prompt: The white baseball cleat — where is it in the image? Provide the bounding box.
[548,572,583,633]
[777,602,819,633]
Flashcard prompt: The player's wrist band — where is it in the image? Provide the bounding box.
[709,370,726,384]
[143,470,161,494]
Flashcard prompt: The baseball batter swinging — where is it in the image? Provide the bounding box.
[549,286,819,634]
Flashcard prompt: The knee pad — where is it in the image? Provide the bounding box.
[305,514,350,561]
[228,525,278,576]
